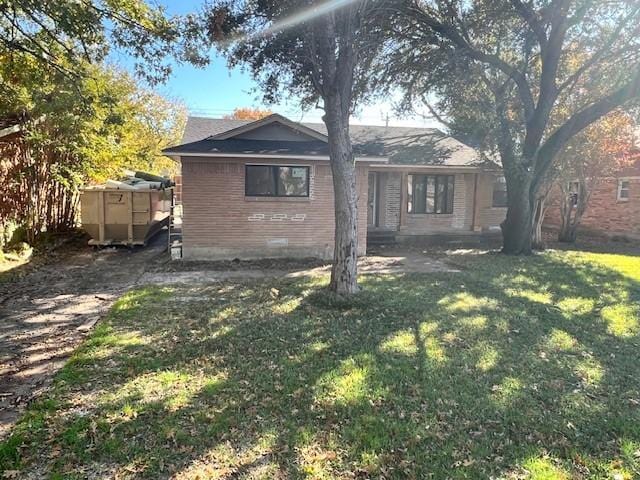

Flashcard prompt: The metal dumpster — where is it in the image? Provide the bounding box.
[80,187,172,246]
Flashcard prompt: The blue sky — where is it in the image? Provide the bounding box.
[109,0,439,128]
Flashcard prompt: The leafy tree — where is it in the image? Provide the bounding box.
[0,0,205,84]
[554,110,636,243]
[207,0,389,294]
[0,50,185,243]
[383,0,640,254]
[223,107,273,120]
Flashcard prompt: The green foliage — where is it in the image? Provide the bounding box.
[3,251,640,477]
[205,0,389,110]
[0,48,186,239]
[0,0,206,84]
[380,1,640,253]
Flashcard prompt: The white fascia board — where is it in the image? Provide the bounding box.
[163,151,388,162]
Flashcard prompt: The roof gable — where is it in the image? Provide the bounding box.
[211,113,328,142]
[171,114,486,167]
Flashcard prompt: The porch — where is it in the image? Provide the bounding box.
[366,168,507,244]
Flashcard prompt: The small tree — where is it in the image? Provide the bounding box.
[383,0,640,254]
[0,53,186,242]
[207,0,389,294]
[555,111,636,243]
[223,107,273,120]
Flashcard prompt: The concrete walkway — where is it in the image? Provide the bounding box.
[139,251,458,285]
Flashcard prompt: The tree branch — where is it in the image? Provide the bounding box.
[509,0,547,49]
[533,69,640,191]
[407,2,536,122]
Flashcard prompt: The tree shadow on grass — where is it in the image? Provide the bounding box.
[2,251,640,478]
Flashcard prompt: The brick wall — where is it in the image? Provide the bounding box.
[544,177,640,239]
[382,173,401,229]
[180,157,369,260]
[476,173,507,231]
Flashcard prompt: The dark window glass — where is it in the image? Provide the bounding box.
[277,167,308,196]
[492,176,508,207]
[426,176,435,213]
[618,179,630,200]
[245,165,276,196]
[435,176,447,214]
[446,175,455,212]
[414,176,427,214]
[245,165,309,197]
[408,174,454,214]
[569,181,580,207]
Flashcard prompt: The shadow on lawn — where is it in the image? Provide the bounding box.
[2,252,640,478]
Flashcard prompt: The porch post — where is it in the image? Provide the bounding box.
[399,172,408,229]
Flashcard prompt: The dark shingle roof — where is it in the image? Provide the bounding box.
[172,116,481,166]
[168,139,332,157]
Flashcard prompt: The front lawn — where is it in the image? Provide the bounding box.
[2,250,640,479]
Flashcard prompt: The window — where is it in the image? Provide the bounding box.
[568,181,580,207]
[617,179,630,202]
[245,165,309,197]
[408,174,454,214]
[492,176,508,207]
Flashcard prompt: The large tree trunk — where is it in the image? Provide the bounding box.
[501,172,534,255]
[323,95,358,295]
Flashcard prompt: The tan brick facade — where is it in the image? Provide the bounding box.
[544,177,640,239]
[180,157,369,260]
[475,173,507,232]
[370,170,506,234]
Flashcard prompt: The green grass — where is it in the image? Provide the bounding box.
[2,250,640,479]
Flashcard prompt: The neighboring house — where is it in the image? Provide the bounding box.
[162,113,507,260]
[544,157,640,240]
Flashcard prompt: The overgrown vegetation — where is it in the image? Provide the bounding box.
[2,251,639,478]
[0,0,196,246]
[0,57,186,245]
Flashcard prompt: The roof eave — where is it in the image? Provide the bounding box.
[161,151,389,163]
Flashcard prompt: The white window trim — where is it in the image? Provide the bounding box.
[617,178,630,202]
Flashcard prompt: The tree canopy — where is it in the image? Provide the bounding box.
[223,107,273,120]
[0,49,185,243]
[381,0,640,253]
[0,0,206,84]
[554,110,636,242]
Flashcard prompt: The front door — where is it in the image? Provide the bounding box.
[367,172,378,228]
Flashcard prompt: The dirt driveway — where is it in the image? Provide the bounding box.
[0,235,167,439]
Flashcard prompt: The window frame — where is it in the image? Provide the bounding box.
[617,178,630,202]
[492,175,508,208]
[407,174,455,214]
[244,164,310,198]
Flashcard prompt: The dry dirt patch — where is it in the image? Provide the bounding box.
[0,237,166,439]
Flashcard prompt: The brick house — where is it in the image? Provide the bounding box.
[543,158,640,240]
[162,114,507,260]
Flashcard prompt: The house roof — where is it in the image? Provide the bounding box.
[166,114,483,166]
[166,138,385,158]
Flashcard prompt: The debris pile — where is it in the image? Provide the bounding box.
[94,170,174,191]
